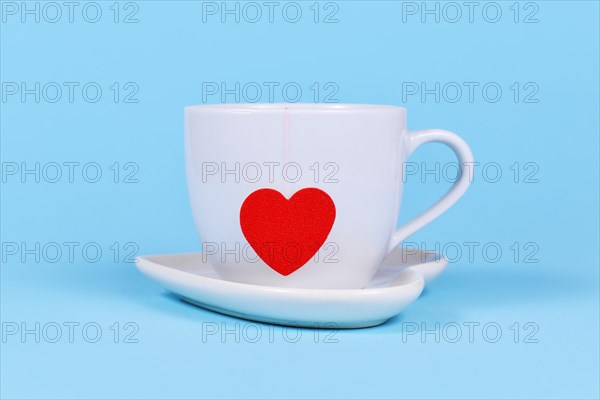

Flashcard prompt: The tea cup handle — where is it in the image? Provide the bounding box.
[387,129,474,252]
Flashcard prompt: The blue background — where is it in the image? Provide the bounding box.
[1,1,599,399]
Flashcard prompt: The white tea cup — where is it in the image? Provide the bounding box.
[185,104,473,289]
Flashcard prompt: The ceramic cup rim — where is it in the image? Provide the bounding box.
[184,103,407,114]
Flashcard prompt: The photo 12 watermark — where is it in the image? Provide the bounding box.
[402,161,540,184]
[1,321,140,343]
[1,82,140,104]
[401,321,540,343]
[200,161,339,184]
[201,241,339,265]
[200,1,340,24]
[1,241,139,264]
[402,241,540,265]
[401,81,540,104]
[201,321,339,343]
[400,2,540,24]
[1,161,140,184]
[201,81,340,103]
[1,1,140,24]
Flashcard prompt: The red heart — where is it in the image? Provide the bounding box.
[240,188,336,276]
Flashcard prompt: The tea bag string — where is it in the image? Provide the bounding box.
[283,106,290,198]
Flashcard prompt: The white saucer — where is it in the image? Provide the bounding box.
[136,248,447,328]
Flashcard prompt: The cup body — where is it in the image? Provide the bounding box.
[185,104,409,289]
